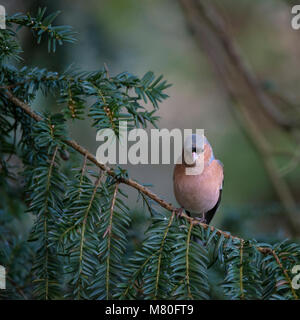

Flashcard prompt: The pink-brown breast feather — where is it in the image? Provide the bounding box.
[173,159,223,215]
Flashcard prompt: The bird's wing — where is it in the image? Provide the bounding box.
[205,189,222,224]
[205,158,224,224]
[216,159,224,189]
[216,159,224,167]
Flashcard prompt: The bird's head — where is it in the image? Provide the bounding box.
[183,134,213,168]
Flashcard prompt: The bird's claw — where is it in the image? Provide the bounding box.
[194,216,207,224]
[175,207,185,218]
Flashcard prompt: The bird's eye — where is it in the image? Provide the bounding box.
[192,146,197,153]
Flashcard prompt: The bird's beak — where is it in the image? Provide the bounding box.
[192,152,198,162]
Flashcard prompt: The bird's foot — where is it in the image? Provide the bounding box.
[175,207,185,218]
[194,216,207,224]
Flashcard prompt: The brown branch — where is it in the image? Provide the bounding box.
[0,88,273,255]
[7,89,298,297]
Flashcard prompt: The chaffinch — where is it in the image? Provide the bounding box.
[173,134,223,224]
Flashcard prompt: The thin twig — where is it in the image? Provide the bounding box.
[78,154,88,198]
[43,146,58,300]
[154,211,175,299]
[105,182,119,300]
[77,171,102,299]
[186,221,194,299]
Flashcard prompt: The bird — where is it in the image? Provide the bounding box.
[173,134,223,224]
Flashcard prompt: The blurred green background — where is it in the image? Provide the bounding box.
[3,0,300,243]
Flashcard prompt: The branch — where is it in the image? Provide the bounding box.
[186,221,194,299]
[0,89,275,255]
[154,211,175,299]
[44,146,58,300]
[271,249,298,299]
[75,171,102,299]
[4,88,299,299]
[104,182,119,299]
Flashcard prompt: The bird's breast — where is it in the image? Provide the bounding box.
[173,160,223,214]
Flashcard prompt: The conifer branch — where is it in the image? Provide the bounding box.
[154,211,175,299]
[104,182,119,299]
[186,222,194,299]
[43,146,58,300]
[1,89,276,256]
[77,172,102,299]
[271,249,298,300]
[121,251,157,299]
